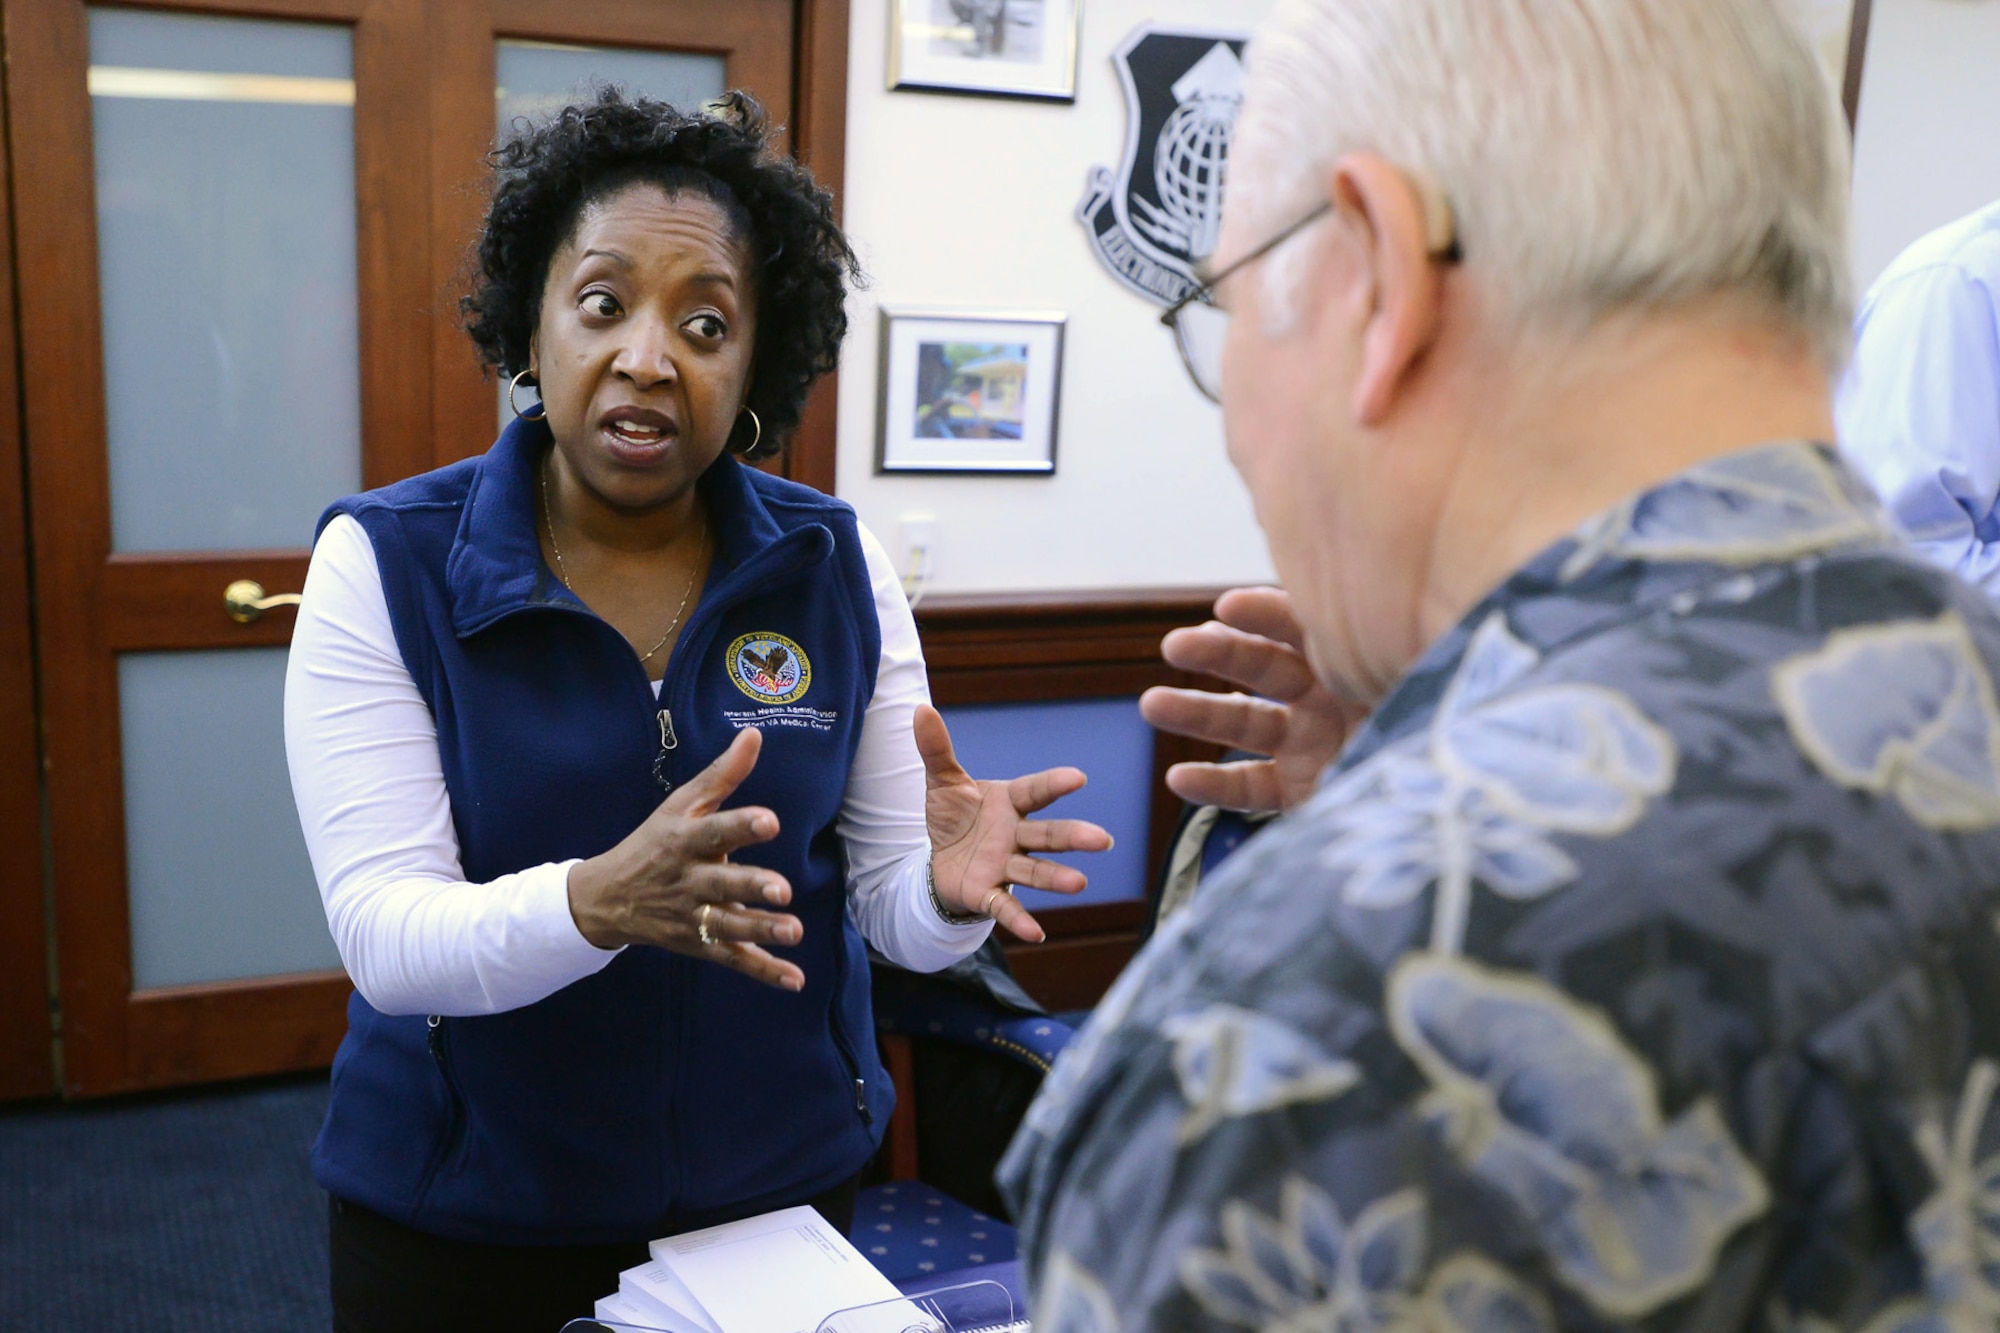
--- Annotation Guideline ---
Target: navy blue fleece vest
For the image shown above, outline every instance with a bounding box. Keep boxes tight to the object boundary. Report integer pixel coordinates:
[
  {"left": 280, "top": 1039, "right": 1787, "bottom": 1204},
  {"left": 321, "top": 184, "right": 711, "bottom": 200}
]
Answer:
[{"left": 310, "top": 417, "right": 890, "bottom": 1246}]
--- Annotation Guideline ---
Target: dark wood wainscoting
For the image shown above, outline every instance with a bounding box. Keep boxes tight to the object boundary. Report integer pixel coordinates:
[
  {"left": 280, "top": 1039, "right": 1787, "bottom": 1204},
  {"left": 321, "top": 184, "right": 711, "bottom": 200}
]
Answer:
[{"left": 916, "top": 588, "right": 1229, "bottom": 1013}]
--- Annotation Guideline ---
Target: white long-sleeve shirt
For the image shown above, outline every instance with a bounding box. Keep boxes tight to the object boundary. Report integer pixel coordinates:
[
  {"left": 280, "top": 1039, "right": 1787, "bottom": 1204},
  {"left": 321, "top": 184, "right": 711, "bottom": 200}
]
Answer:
[
  {"left": 284, "top": 513, "right": 989, "bottom": 1018},
  {"left": 1837, "top": 201, "right": 2000, "bottom": 597}
]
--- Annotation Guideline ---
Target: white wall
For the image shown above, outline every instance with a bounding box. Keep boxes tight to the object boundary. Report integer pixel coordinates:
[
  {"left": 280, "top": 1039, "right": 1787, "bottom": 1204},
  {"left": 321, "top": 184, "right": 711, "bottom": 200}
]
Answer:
[
  {"left": 1849, "top": 0, "right": 2000, "bottom": 290},
  {"left": 834, "top": 0, "right": 1277, "bottom": 594},
  {"left": 833, "top": 0, "right": 2000, "bottom": 594}
]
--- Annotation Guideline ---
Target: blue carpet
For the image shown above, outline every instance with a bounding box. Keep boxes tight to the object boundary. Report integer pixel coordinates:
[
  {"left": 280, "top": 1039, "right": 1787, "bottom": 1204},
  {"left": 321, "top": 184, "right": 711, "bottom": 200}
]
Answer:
[{"left": 0, "top": 1073, "right": 331, "bottom": 1331}]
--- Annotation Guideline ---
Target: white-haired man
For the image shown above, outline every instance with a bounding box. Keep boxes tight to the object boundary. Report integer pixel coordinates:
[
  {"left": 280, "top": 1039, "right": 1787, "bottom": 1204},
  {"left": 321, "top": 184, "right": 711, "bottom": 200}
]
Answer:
[{"left": 999, "top": 1, "right": 2000, "bottom": 1328}]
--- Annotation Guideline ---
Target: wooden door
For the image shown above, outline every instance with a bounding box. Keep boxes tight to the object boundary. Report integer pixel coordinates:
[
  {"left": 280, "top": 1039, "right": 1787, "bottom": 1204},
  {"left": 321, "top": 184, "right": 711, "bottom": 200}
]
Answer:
[
  {"left": 8, "top": 0, "right": 434, "bottom": 1097},
  {"left": 0, "top": 64, "right": 53, "bottom": 1102},
  {"left": 5, "top": 0, "right": 848, "bottom": 1097}
]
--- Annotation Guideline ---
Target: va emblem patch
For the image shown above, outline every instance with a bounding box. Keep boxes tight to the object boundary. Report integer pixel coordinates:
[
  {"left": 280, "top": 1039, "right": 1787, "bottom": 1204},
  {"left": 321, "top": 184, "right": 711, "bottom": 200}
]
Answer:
[
  {"left": 728, "top": 632, "right": 811, "bottom": 704},
  {"left": 1078, "top": 25, "right": 1249, "bottom": 307}
]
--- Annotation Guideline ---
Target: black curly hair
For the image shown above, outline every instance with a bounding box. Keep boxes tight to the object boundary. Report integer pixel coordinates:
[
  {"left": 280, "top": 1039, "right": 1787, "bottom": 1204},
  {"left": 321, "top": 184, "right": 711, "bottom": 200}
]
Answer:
[{"left": 462, "top": 88, "right": 860, "bottom": 461}]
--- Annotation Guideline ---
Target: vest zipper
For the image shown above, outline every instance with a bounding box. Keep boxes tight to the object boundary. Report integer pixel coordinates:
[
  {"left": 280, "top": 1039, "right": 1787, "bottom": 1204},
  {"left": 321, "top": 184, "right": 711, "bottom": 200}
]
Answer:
[
  {"left": 416, "top": 1015, "right": 470, "bottom": 1206},
  {"left": 825, "top": 944, "right": 874, "bottom": 1129},
  {"left": 651, "top": 707, "right": 678, "bottom": 792},
  {"left": 828, "top": 1023, "right": 872, "bottom": 1125}
]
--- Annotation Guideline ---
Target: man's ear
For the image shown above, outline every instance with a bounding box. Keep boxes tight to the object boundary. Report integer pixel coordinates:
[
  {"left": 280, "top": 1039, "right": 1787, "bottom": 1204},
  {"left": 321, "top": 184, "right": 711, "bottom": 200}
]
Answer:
[{"left": 1329, "top": 152, "right": 1446, "bottom": 426}]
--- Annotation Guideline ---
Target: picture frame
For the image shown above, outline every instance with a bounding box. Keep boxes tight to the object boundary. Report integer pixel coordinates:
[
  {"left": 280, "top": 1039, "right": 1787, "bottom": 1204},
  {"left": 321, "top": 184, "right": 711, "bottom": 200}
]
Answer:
[
  {"left": 887, "top": 0, "right": 1082, "bottom": 103},
  {"left": 876, "top": 309, "right": 1066, "bottom": 475},
  {"left": 1799, "top": 0, "right": 1873, "bottom": 129}
]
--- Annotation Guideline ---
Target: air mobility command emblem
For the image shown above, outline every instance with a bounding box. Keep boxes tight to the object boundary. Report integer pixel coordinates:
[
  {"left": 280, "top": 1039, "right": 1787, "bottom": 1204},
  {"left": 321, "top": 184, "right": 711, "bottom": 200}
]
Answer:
[{"left": 1078, "top": 26, "right": 1250, "bottom": 307}]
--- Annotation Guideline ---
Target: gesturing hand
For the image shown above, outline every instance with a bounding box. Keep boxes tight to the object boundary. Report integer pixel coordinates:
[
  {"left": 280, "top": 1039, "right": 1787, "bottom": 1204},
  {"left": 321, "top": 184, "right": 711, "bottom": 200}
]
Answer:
[
  {"left": 1139, "top": 586, "right": 1369, "bottom": 813},
  {"left": 914, "top": 705, "right": 1114, "bottom": 944},
  {"left": 566, "top": 728, "right": 806, "bottom": 991}
]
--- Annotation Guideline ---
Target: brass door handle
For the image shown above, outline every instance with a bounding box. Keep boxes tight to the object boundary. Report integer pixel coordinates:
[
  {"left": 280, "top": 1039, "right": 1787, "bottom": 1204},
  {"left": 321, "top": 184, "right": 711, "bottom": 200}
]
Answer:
[{"left": 223, "top": 579, "right": 303, "bottom": 624}]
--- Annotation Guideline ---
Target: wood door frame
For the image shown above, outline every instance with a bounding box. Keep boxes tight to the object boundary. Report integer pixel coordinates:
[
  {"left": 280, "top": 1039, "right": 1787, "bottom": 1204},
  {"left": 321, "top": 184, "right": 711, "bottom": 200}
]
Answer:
[
  {"left": 0, "top": 48, "right": 55, "bottom": 1102},
  {"left": 785, "top": 0, "right": 848, "bottom": 495},
  {"left": 6, "top": 0, "right": 431, "bottom": 1096}
]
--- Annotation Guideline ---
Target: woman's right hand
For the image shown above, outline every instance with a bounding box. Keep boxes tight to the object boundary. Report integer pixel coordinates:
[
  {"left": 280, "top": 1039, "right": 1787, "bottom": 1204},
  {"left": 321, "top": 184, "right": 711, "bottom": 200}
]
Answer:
[{"left": 566, "top": 728, "right": 805, "bottom": 991}]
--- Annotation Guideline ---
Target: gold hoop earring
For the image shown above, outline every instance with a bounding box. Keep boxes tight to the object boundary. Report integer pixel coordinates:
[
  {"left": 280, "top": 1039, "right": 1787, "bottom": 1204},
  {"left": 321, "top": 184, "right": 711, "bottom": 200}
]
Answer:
[
  {"left": 733, "top": 408, "right": 763, "bottom": 456},
  {"left": 507, "top": 370, "right": 546, "bottom": 421}
]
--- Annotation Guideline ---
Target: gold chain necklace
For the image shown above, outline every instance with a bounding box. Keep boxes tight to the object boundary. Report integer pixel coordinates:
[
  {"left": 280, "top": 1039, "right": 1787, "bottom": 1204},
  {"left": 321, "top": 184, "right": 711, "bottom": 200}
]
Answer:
[{"left": 541, "top": 455, "right": 706, "bottom": 664}]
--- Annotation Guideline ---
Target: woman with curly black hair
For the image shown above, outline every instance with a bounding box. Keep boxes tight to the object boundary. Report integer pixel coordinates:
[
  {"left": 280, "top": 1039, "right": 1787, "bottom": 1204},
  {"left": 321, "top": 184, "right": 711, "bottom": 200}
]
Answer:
[{"left": 283, "top": 89, "right": 1108, "bottom": 1332}]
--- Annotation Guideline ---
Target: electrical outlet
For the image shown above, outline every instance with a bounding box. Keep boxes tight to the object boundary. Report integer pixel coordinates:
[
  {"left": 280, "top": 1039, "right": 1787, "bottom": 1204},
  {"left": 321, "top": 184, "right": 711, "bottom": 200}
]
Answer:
[{"left": 900, "top": 512, "right": 936, "bottom": 585}]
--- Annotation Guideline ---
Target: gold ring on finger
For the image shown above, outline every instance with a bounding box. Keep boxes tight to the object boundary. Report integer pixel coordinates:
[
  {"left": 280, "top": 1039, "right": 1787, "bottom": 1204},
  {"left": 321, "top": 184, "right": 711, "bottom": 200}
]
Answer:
[
  {"left": 981, "top": 889, "right": 1006, "bottom": 917},
  {"left": 697, "top": 903, "right": 718, "bottom": 947}
]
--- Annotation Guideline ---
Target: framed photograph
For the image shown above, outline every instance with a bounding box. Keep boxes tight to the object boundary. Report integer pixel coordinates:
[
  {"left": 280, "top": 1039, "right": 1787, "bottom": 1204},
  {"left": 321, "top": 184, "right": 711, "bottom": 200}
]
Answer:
[
  {"left": 888, "top": 0, "right": 1082, "bottom": 103},
  {"left": 1799, "top": 0, "right": 1872, "bottom": 128},
  {"left": 876, "top": 309, "right": 1066, "bottom": 475}
]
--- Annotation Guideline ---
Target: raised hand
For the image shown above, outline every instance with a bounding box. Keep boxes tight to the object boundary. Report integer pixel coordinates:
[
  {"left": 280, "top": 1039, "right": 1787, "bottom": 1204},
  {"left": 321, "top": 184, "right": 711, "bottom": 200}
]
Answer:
[
  {"left": 565, "top": 728, "right": 806, "bottom": 991},
  {"left": 914, "top": 704, "right": 1114, "bottom": 944},
  {"left": 1139, "top": 586, "right": 1369, "bottom": 813}
]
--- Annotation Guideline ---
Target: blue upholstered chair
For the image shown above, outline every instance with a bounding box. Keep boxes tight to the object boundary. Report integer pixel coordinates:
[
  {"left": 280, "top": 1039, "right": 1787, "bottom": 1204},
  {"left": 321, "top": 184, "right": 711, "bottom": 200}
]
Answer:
[
  {"left": 858, "top": 947, "right": 1075, "bottom": 1282},
  {"left": 853, "top": 799, "right": 1270, "bottom": 1283}
]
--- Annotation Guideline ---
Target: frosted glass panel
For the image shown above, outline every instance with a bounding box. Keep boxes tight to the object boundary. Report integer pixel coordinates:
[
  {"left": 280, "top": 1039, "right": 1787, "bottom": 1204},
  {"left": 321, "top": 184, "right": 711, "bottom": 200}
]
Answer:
[
  {"left": 496, "top": 39, "right": 726, "bottom": 137},
  {"left": 121, "top": 650, "right": 338, "bottom": 988},
  {"left": 90, "top": 8, "right": 362, "bottom": 553}
]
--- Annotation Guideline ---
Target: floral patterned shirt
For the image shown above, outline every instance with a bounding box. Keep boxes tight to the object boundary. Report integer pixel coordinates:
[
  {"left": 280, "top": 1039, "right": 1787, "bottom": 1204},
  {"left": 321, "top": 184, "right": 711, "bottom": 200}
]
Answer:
[{"left": 998, "top": 442, "right": 2000, "bottom": 1333}]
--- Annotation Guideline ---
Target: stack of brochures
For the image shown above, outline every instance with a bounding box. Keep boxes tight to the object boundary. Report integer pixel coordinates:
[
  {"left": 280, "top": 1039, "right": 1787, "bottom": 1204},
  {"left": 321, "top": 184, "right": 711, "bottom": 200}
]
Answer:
[{"left": 591, "top": 1205, "right": 918, "bottom": 1333}]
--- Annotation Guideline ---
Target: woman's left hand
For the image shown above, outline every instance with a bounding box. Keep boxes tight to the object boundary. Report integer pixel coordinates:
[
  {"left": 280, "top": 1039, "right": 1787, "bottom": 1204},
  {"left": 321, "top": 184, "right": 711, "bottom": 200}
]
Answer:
[{"left": 914, "top": 704, "right": 1114, "bottom": 943}]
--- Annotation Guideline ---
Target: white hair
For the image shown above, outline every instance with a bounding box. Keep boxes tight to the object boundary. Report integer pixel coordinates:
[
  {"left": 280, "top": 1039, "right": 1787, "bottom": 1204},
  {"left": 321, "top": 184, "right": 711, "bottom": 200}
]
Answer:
[{"left": 1234, "top": 0, "right": 1854, "bottom": 368}]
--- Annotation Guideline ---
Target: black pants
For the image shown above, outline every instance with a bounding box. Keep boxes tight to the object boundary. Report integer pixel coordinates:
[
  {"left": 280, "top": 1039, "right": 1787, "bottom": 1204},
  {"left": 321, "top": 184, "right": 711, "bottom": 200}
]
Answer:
[{"left": 329, "top": 1177, "right": 860, "bottom": 1333}]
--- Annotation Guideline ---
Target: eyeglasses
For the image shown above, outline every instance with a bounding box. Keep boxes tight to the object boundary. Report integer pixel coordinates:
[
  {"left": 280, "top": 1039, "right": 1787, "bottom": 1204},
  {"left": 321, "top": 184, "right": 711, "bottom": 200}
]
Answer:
[{"left": 1160, "top": 182, "right": 1462, "bottom": 404}]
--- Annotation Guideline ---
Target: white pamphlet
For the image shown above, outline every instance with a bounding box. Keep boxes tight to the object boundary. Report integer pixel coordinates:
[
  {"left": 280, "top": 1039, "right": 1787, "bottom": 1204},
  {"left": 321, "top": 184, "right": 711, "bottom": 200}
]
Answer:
[
  {"left": 621, "top": 1257, "right": 724, "bottom": 1333},
  {"left": 647, "top": 1205, "right": 913, "bottom": 1333},
  {"left": 596, "top": 1285, "right": 682, "bottom": 1331}
]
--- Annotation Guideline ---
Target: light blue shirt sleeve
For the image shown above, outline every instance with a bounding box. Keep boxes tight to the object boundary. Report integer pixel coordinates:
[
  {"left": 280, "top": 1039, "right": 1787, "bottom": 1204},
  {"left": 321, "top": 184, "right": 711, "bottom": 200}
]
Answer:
[{"left": 1837, "top": 261, "right": 2000, "bottom": 596}]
